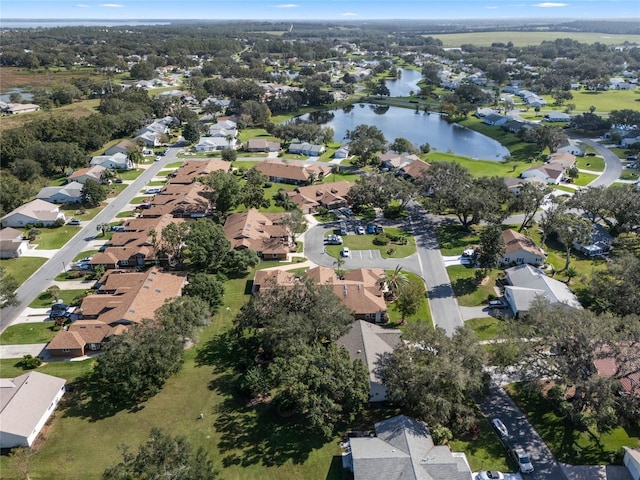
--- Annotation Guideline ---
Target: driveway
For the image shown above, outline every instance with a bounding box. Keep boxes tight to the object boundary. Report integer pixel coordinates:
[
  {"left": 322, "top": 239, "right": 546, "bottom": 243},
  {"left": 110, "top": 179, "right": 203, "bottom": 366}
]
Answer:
[
  {"left": 304, "top": 201, "right": 464, "bottom": 335},
  {"left": 479, "top": 381, "right": 567, "bottom": 480},
  {"left": 0, "top": 343, "right": 48, "bottom": 359},
  {"left": 0, "top": 146, "right": 185, "bottom": 334}
]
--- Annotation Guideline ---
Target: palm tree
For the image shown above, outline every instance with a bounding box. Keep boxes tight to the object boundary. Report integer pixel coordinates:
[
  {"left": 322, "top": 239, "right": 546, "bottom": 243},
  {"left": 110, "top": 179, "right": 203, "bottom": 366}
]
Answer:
[
  {"left": 331, "top": 164, "right": 340, "bottom": 182},
  {"left": 378, "top": 265, "right": 409, "bottom": 300},
  {"left": 333, "top": 256, "right": 345, "bottom": 279},
  {"left": 101, "top": 168, "right": 117, "bottom": 185}
]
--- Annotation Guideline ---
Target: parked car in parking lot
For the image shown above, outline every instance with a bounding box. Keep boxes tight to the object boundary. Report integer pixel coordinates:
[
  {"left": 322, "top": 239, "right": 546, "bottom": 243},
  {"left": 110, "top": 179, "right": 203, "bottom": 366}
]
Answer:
[
  {"left": 356, "top": 226, "right": 365, "bottom": 235},
  {"left": 338, "top": 222, "right": 348, "bottom": 235},
  {"left": 341, "top": 247, "right": 350, "bottom": 257},
  {"left": 326, "top": 234, "right": 343, "bottom": 245},
  {"left": 492, "top": 418, "right": 509, "bottom": 439}
]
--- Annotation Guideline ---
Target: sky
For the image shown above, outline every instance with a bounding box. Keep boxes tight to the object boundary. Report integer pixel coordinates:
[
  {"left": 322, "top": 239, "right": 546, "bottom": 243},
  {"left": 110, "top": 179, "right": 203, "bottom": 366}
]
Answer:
[{"left": 2, "top": 0, "right": 639, "bottom": 21}]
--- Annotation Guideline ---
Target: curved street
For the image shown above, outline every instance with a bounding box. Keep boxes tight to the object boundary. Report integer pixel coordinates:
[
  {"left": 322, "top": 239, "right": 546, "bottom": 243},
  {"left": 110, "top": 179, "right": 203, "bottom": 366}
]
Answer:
[{"left": 0, "top": 147, "right": 184, "bottom": 333}]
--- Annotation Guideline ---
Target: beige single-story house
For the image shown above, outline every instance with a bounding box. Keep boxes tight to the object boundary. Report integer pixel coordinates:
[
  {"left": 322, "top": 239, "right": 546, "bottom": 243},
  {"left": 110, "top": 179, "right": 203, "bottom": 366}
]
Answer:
[{"left": 1, "top": 199, "right": 66, "bottom": 228}]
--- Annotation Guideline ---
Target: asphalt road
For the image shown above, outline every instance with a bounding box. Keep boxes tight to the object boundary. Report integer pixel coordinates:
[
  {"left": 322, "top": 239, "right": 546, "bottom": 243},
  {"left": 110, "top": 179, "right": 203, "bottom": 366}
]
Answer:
[
  {"left": 304, "top": 201, "right": 464, "bottom": 335},
  {"left": 479, "top": 382, "right": 567, "bottom": 480},
  {"left": 0, "top": 147, "right": 183, "bottom": 334},
  {"left": 576, "top": 137, "right": 623, "bottom": 188}
]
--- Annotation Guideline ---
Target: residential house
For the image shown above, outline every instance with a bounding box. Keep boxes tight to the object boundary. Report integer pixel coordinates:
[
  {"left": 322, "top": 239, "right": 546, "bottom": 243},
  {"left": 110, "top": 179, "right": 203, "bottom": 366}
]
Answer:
[
  {"left": 67, "top": 165, "right": 106, "bottom": 185},
  {"left": 503, "top": 264, "right": 582, "bottom": 317},
  {"left": 0, "top": 372, "right": 66, "bottom": 448},
  {"left": 46, "top": 320, "right": 121, "bottom": 358},
  {"left": 104, "top": 139, "right": 138, "bottom": 157},
  {"left": 334, "top": 144, "right": 350, "bottom": 159},
  {"left": 482, "top": 113, "right": 507, "bottom": 127},
  {"left": 134, "top": 120, "right": 170, "bottom": 147},
  {"left": 398, "top": 159, "right": 431, "bottom": 180},
  {"left": 288, "top": 142, "right": 326, "bottom": 156},
  {"left": 224, "top": 209, "right": 293, "bottom": 260},
  {"left": 475, "top": 107, "right": 499, "bottom": 118},
  {"left": 343, "top": 415, "right": 473, "bottom": 480},
  {"left": 547, "top": 152, "right": 577, "bottom": 170},
  {"left": 36, "top": 181, "right": 84, "bottom": 204},
  {"left": 621, "top": 131, "right": 640, "bottom": 148},
  {"left": 338, "top": 320, "right": 401, "bottom": 402},
  {"left": 500, "top": 229, "right": 546, "bottom": 268},
  {"left": 593, "top": 347, "right": 639, "bottom": 398},
  {"left": 195, "top": 136, "right": 236, "bottom": 152},
  {"left": 0, "top": 227, "right": 29, "bottom": 259},
  {"left": 141, "top": 183, "right": 209, "bottom": 218},
  {"left": 572, "top": 223, "right": 612, "bottom": 257},
  {"left": 624, "top": 448, "right": 640, "bottom": 480},
  {"left": 379, "top": 153, "right": 419, "bottom": 171},
  {"left": 556, "top": 139, "right": 584, "bottom": 157},
  {"left": 253, "top": 266, "right": 388, "bottom": 323},
  {"left": 245, "top": 138, "right": 281, "bottom": 152},
  {"left": 503, "top": 176, "right": 547, "bottom": 195},
  {"left": 544, "top": 111, "right": 571, "bottom": 122},
  {"left": 501, "top": 119, "right": 526, "bottom": 134},
  {"left": 1, "top": 199, "right": 66, "bottom": 228},
  {"left": 168, "top": 159, "right": 230, "bottom": 185},
  {"left": 520, "top": 164, "right": 564, "bottom": 184},
  {"left": 90, "top": 152, "right": 132, "bottom": 170},
  {"left": 285, "top": 181, "right": 353, "bottom": 213},
  {"left": 254, "top": 159, "right": 330, "bottom": 185}
]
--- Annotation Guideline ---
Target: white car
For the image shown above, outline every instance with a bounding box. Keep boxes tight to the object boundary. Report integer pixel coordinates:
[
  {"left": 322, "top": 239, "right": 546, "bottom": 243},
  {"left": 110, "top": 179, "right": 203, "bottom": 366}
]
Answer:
[
  {"left": 512, "top": 447, "right": 534, "bottom": 474},
  {"left": 356, "top": 226, "right": 365, "bottom": 235},
  {"left": 476, "top": 471, "right": 504, "bottom": 480},
  {"left": 341, "top": 247, "right": 350, "bottom": 257},
  {"left": 491, "top": 418, "right": 509, "bottom": 439}
]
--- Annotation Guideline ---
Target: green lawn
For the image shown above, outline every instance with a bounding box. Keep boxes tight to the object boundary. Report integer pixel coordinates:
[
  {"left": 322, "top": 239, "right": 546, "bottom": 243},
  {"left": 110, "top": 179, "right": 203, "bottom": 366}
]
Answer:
[
  {"left": 572, "top": 172, "right": 598, "bottom": 187},
  {"left": 0, "top": 357, "right": 94, "bottom": 382},
  {"left": 155, "top": 170, "right": 173, "bottom": 177},
  {"left": 116, "top": 210, "right": 136, "bottom": 218},
  {"left": 563, "top": 89, "right": 640, "bottom": 114},
  {"left": 0, "top": 321, "right": 58, "bottom": 345},
  {"left": 576, "top": 156, "right": 605, "bottom": 172},
  {"left": 465, "top": 317, "right": 507, "bottom": 342},
  {"left": 59, "top": 204, "right": 102, "bottom": 221},
  {"left": 435, "top": 224, "right": 480, "bottom": 256},
  {"left": 0, "top": 257, "right": 47, "bottom": 285},
  {"left": 433, "top": 31, "right": 640, "bottom": 47},
  {"left": 447, "top": 265, "right": 499, "bottom": 307},
  {"left": 458, "top": 117, "right": 540, "bottom": 163},
  {"left": 386, "top": 272, "right": 432, "bottom": 328},
  {"left": 450, "top": 413, "right": 512, "bottom": 472},
  {"left": 73, "top": 250, "right": 99, "bottom": 262},
  {"left": 506, "top": 382, "right": 640, "bottom": 465},
  {"left": 22, "top": 226, "right": 81, "bottom": 250},
  {"left": 620, "top": 169, "right": 639, "bottom": 181},
  {"left": 324, "top": 227, "right": 416, "bottom": 260},
  {"left": 130, "top": 196, "right": 150, "bottom": 205},
  {"left": 146, "top": 180, "right": 167, "bottom": 186},
  {"left": 117, "top": 169, "right": 144, "bottom": 180},
  {"left": 28, "top": 289, "right": 89, "bottom": 308},
  {"left": 165, "top": 161, "right": 184, "bottom": 168}
]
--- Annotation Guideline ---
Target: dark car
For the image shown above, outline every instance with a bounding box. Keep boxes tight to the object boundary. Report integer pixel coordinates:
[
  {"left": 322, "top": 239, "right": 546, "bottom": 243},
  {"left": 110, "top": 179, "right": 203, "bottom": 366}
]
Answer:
[{"left": 51, "top": 303, "right": 69, "bottom": 312}]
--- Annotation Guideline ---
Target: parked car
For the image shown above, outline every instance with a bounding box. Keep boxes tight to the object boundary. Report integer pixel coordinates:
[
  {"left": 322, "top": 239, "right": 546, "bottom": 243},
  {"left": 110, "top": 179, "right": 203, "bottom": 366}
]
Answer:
[
  {"left": 114, "top": 178, "right": 123, "bottom": 183},
  {"left": 326, "top": 234, "right": 343, "bottom": 245},
  {"left": 488, "top": 299, "right": 507, "bottom": 309},
  {"left": 356, "top": 226, "right": 365, "bottom": 235},
  {"left": 67, "top": 219, "right": 81, "bottom": 226},
  {"left": 476, "top": 471, "right": 504, "bottom": 480},
  {"left": 339, "top": 222, "right": 348, "bottom": 235},
  {"left": 586, "top": 152, "right": 596, "bottom": 157},
  {"left": 51, "top": 303, "right": 69, "bottom": 312},
  {"left": 341, "top": 247, "right": 350, "bottom": 257},
  {"left": 491, "top": 418, "right": 509, "bottom": 439},
  {"left": 366, "top": 224, "right": 377, "bottom": 234},
  {"left": 375, "top": 225, "right": 384, "bottom": 234},
  {"left": 511, "top": 447, "right": 534, "bottom": 474},
  {"left": 155, "top": 156, "right": 162, "bottom": 162},
  {"left": 49, "top": 310, "right": 71, "bottom": 320}
]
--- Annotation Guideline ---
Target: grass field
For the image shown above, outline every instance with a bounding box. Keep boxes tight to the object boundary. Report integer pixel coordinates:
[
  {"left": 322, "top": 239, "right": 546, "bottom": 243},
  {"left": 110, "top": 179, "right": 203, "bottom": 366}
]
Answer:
[
  {"left": 545, "top": 89, "right": 640, "bottom": 114},
  {"left": 0, "top": 321, "right": 58, "bottom": 345},
  {"left": 458, "top": 117, "right": 540, "bottom": 163},
  {"left": 576, "top": 156, "right": 605, "bottom": 172},
  {"left": 450, "top": 413, "right": 512, "bottom": 472},
  {"left": 117, "top": 169, "right": 144, "bottom": 180},
  {"left": 465, "top": 317, "right": 507, "bottom": 342},
  {"left": 23, "top": 227, "right": 81, "bottom": 250},
  {"left": 0, "top": 357, "right": 94, "bottom": 382},
  {"left": 432, "top": 31, "right": 640, "bottom": 47},
  {"left": 572, "top": 172, "right": 598, "bottom": 187},
  {"left": 0, "top": 257, "right": 47, "bottom": 285},
  {"left": 324, "top": 227, "right": 417, "bottom": 260},
  {"left": 0, "top": 97, "right": 100, "bottom": 133},
  {"left": 28, "top": 289, "right": 89, "bottom": 308},
  {"left": 435, "top": 223, "right": 480, "bottom": 256},
  {"left": 506, "top": 382, "right": 640, "bottom": 465},
  {"left": 72, "top": 250, "right": 99, "bottom": 262},
  {"left": 447, "top": 265, "right": 499, "bottom": 307}
]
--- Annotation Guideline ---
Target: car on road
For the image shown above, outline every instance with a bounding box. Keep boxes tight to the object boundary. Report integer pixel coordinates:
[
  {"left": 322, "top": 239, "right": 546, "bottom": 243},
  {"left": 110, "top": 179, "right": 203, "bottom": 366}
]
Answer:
[
  {"left": 476, "top": 471, "right": 504, "bottom": 480},
  {"left": 356, "top": 226, "right": 365, "bottom": 235},
  {"left": 491, "top": 418, "right": 509, "bottom": 439},
  {"left": 341, "top": 247, "right": 350, "bottom": 257},
  {"left": 155, "top": 156, "right": 162, "bottom": 162},
  {"left": 511, "top": 447, "right": 534, "bottom": 474},
  {"left": 67, "top": 219, "right": 81, "bottom": 226}
]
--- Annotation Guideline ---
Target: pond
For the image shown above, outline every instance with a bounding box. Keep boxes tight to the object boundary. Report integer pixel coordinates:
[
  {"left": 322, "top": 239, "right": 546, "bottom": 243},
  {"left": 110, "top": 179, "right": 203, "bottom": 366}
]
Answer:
[
  {"left": 386, "top": 68, "right": 423, "bottom": 97},
  {"left": 299, "top": 105, "right": 510, "bottom": 161},
  {"left": 0, "top": 88, "right": 33, "bottom": 103}
]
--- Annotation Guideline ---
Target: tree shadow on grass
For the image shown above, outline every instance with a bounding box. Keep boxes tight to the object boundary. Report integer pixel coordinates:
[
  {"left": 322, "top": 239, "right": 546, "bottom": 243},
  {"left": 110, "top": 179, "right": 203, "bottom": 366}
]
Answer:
[{"left": 452, "top": 277, "right": 479, "bottom": 297}]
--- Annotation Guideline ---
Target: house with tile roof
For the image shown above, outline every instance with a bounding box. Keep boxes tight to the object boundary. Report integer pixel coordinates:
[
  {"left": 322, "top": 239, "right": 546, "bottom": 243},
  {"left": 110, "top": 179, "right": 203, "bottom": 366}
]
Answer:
[
  {"left": 338, "top": 320, "right": 401, "bottom": 402},
  {"left": 140, "top": 183, "right": 210, "bottom": 219},
  {"left": 224, "top": 209, "right": 292, "bottom": 260},
  {"left": 398, "top": 159, "right": 432, "bottom": 180},
  {"left": 547, "top": 152, "right": 576, "bottom": 170},
  {"left": 380, "top": 153, "right": 420, "bottom": 171},
  {"left": 36, "top": 181, "right": 84, "bottom": 204},
  {"left": 499, "top": 229, "right": 546, "bottom": 268},
  {"left": 284, "top": 181, "right": 353, "bottom": 213},
  {"left": 344, "top": 415, "right": 473, "bottom": 480},
  {"left": 253, "top": 266, "right": 388, "bottom": 323},
  {"left": 168, "top": 159, "right": 230, "bottom": 185},
  {"left": 503, "top": 264, "right": 582, "bottom": 317},
  {"left": 0, "top": 372, "right": 66, "bottom": 448},
  {"left": 253, "top": 160, "right": 331, "bottom": 185},
  {"left": 245, "top": 138, "right": 281, "bottom": 152},
  {"left": 593, "top": 346, "right": 640, "bottom": 398},
  {"left": 104, "top": 139, "right": 138, "bottom": 157},
  {"left": 0, "top": 227, "right": 29, "bottom": 259},
  {"left": 67, "top": 165, "right": 106, "bottom": 185},
  {"left": 1, "top": 199, "right": 66, "bottom": 228},
  {"left": 46, "top": 320, "right": 122, "bottom": 358}
]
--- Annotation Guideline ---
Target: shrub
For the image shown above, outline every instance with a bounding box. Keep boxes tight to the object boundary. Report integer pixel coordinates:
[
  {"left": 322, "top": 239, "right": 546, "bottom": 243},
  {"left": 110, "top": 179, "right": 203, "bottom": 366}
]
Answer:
[
  {"left": 373, "top": 234, "right": 390, "bottom": 246},
  {"left": 263, "top": 182, "right": 272, "bottom": 188},
  {"left": 16, "top": 355, "right": 42, "bottom": 370},
  {"left": 430, "top": 424, "right": 453, "bottom": 445},
  {"left": 53, "top": 218, "right": 66, "bottom": 227}
]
